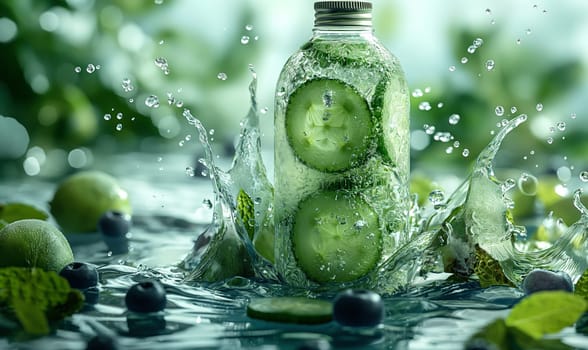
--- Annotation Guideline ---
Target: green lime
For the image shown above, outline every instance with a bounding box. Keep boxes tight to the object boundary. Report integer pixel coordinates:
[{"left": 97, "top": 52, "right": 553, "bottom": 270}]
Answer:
[
  {"left": 0, "top": 219, "right": 74, "bottom": 272},
  {"left": 50, "top": 171, "right": 131, "bottom": 233},
  {"left": 292, "top": 190, "right": 382, "bottom": 283},
  {"left": 246, "top": 297, "right": 333, "bottom": 324}
]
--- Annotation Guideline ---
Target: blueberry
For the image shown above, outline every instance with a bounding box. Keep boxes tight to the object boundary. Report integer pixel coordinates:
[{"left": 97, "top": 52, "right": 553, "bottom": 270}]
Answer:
[
  {"left": 86, "top": 334, "right": 119, "bottom": 350},
  {"left": 59, "top": 262, "right": 98, "bottom": 289},
  {"left": 125, "top": 280, "right": 167, "bottom": 313},
  {"left": 98, "top": 211, "right": 131, "bottom": 237},
  {"left": 521, "top": 269, "right": 574, "bottom": 295},
  {"left": 333, "top": 289, "right": 385, "bottom": 328}
]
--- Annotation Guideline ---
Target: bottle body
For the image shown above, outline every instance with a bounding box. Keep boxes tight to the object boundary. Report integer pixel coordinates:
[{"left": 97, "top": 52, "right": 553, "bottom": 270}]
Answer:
[{"left": 274, "top": 28, "right": 410, "bottom": 287}]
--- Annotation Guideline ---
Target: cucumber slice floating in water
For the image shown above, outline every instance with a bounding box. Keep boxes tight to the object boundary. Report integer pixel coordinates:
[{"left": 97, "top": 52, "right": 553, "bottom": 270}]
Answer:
[
  {"left": 286, "top": 79, "right": 373, "bottom": 172},
  {"left": 292, "top": 190, "right": 382, "bottom": 283},
  {"left": 246, "top": 297, "right": 333, "bottom": 324}
]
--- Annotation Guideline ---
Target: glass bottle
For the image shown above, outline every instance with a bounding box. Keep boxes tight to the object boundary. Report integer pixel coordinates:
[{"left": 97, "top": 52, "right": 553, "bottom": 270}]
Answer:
[{"left": 274, "top": 1, "right": 410, "bottom": 287}]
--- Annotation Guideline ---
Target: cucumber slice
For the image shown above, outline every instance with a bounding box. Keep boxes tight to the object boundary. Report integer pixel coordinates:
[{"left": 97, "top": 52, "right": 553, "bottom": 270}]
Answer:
[
  {"left": 246, "top": 297, "right": 333, "bottom": 324},
  {"left": 286, "top": 79, "right": 373, "bottom": 172},
  {"left": 292, "top": 190, "right": 382, "bottom": 283}
]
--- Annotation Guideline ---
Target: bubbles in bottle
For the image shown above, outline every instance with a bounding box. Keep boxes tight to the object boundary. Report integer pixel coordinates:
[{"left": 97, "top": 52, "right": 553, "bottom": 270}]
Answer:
[
  {"left": 495, "top": 105, "right": 504, "bottom": 116},
  {"left": 245, "top": 24, "right": 253, "bottom": 31},
  {"left": 461, "top": 57, "right": 468, "bottom": 64},
  {"left": 526, "top": 28, "right": 532, "bottom": 35},
  {"left": 103, "top": 113, "right": 112, "bottom": 121},
  {"left": 74, "top": 66, "right": 81, "bottom": 73},
  {"left": 448, "top": 65, "right": 456, "bottom": 72},
  {"left": 418, "top": 101, "right": 432, "bottom": 111},
  {"left": 185, "top": 166, "right": 195, "bottom": 177},
  {"left": 412, "top": 88, "right": 424, "bottom": 98},
  {"left": 536, "top": 103, "right": 543, "bottom": 111},
  {"left": 556, "top": 121, "right": 566, "bottom": 131},
  {"left": 546, "top": 136, "right": 553, "bottom": 144},
  {"left": 448, "top": 113, "right": 460, "bottom": 125},
  {"left": 462, "top": 148, "right": 470, "bottom": 157},
  {"left": 116, "top": 123, "right": 123, "bottom": 131},
  {"left": 145, "top": 95, "right": 160, "bottom": 108},
  {"left": 517, "top": 173, "right": 538, "bottom": 195},
  {"left": 501, "top": 178, "right": 516, "bottom": 192},
  {"left": 485, "top": 59, "right": 495, "bottom": 71},
  {"left": 510, "top": 106, "right": 517, "bottom": 114},
  {"left": 570, "top": 112, "right": 577, "bottom": 119},
  {"left": 580, "top": 171, "right": 588, "bottom": 182},
  {"left": 241, "top": 36, "right": 250, "bottom": 45},
  {"left": 86, "top": 64, "right": 96, "bottom": 73},
  {"left": 217, "top": 72, "right": 228, "bottom": 81},
  {"left": 423, "top": 124, "right": 436, "bottom": 135},
  {"left": 433, "top": 132, "right": 453, "bottom": 143},
  {"left": 116, "top": 112, "right": 123, "bottom": 120}
]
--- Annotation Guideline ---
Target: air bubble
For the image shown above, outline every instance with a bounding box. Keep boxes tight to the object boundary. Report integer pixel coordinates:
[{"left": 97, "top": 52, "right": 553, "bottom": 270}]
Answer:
[
  {"left": 412, "top": 89, "right": 423, "bottom": 97},
  {"left": 526, "top": 28, "right": 532, "bottom": 35},
  {"left": 122, "top": 78, "right": 134, "bottom": 92},
  {"left": 74, "top": 66, "right": 81, "bottom": 73},
  {"left": 418, "top": 101, "right": 432, "bottom": 111},
  {"left": 154, "top": 57, "right": 170, "bottom": 75},
  {"left": 86, "top": 64, "right": 96, "bottom": 73},
  {"left": 428, "top": 190, "right": 445, "bottom": 206},
  {"left": 116, "top": 112, "right": 123, "bottom": 120},
  {"left": 116, "top": 123, "right": 123, "bottom": 131},
  {"left": 104, "top": 113, "right": 112, "bottom": 121},
  {"left": 241, "top": 36, "right": 250, "bottom": 44},
  {"left": 461, "top": 57, "right": 468, "bottom": 64},
  {"left": 467, "top": 46, "right": 476, "bottom": 54},
  {"left": 424, "top": 124, "right": 436, "bottom": 135},
  {"left": 570, "top": 113, "right": 577, "bottom": 119},
  {"left": 510, "top": 106, "right": 517, "bottom": 114},
  {"left": 536, "top": 103, "right": 543, "bottom": 111},
  {"left": 580, "top": 171, "right": 588, "bottom": 182},
  {"left": 462, "top": 148, "right": 470, "bottom": 157},
  {"left": 473, "top": 38, "right": 484, "bottom": 47},
  {"left": 546, "top": 137, "right": 553, "bottom": 144},
  {"left": 217, "top": 72, "right": 228, "bottom": 81},
  {"left": 245, "top": 24, "right": 253, "bottom": 31},
  {"left": 449, "top": 65, "right": 456, "bottom": 72},
  {"left": 556, "top": 121, "right": 566, "bottom": 131},
  {"left": 434, "top": 132, "right": 452, "bottom": 143}
]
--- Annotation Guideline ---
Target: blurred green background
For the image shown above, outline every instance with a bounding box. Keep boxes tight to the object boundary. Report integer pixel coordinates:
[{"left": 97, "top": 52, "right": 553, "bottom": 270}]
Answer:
[{"left": 1, "top": 0, "right": 587, "bottom": 187}]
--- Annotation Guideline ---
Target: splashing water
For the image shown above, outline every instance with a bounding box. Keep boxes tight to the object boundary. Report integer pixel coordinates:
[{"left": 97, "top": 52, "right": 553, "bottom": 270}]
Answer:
[{"left": 178, "top": 70, "right": 588, "bottom": 293}]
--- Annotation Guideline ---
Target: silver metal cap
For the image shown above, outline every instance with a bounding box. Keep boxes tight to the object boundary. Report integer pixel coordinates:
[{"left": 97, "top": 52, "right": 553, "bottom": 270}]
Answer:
[{"left": 314, "top": 1, "right": 373, "bottom": 28}]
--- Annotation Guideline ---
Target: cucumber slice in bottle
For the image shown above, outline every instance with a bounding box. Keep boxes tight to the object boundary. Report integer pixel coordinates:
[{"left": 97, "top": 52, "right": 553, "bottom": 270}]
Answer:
[
  {"left": 291, "top": 190, "right": 382, "bottom": 283},
  {"left": 246, "top": 297, "right": 333, "bottom": 324},
  {"left": 286, "top": 79, "right": 373, "bottom": 172}
]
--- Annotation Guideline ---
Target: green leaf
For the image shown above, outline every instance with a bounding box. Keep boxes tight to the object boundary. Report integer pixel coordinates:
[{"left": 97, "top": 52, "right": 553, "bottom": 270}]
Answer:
[
  {"left": 505, "top": 291, "right": 587, "bottom": 339},
  {"left": 0, "top": 267, "right": 84, "bottom": 335},
  {"left": 236, "top": 189, "right": 254, "bottom": 240},
  {"left": 575, "top": 268, "right": 588, "bottom": 302},
  {"left": 465, "top": 318, "right": 509, "bottom": 350},
  {"left": 0, "top": 203, "right": 49, "bottom": 224}
]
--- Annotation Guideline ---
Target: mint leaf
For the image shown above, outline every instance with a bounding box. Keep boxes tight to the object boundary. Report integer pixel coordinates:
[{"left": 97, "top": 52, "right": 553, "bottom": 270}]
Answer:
[
  {"left": 465, "top": 318, "right": 509, "bottom": 350},
  {"left": 0, "top": 267, "right": 84, "bottom": 335},
  {"left": 575, "top": 268, "right": 588, "bottom": 302},
  {"left": 0, "top": 203, "right": 49, "bottom": 224},
  {"left": 236, "top": 189, "right": 254, "bottom": 240},
  {"left": 505, "top": 291, "right": 587, "bottom": 339}
]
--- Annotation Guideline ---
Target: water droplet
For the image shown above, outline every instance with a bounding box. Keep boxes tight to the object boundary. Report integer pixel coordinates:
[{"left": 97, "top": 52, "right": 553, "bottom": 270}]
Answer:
[
  {"left": 103, "top": 113, "right": 112, "bottom": 121},
  {"left": 449, "top": 65, "right": 456, "bottom": 72},
  {"left": 495, "top": 105, "right": 504, "bottom": 116},
  {"left": 557, "top": 166, "right": 572, "bottom": 182},
  {"left": 116, "top": 112, "right": 123, "bottom": 120},
  {"left": 462, "top": 148, "right": 470, "bottom": 157},
  {"left": 461, "top": 57, "right": 468, "bottom": 64},
  {"left": 412, "top": 88, "right": 423, "bottom": 98},
  {"left": 473, "top": 38, "right": 484, "bottom": 47},
  {"left": 145, "top": 95, "right": 160, "bottom": 108},
  {"left": 502, "top": 178, "right": 516, "bottom": 192},
  {"left": 74, "top": 66, "right": 81, "bottom": 73},
  {"left": 423, "top": 124, "right": 436, "bottom": 135},
  {"left": 536, "top": 103, "right": 543, "bottom": 111},
  {"left": 428, "top": 190, "right": 445, "bottom": 206},
  {"left": 116, "top": 123, "right": 123, "bottom": 131},
  {"left": 241, "top": 35, "right": 250, "bottom": 44},
  {"left": 245, "top": 24, "right": 253, "bottom": 31},
  {"left": 580, "top": 171, "right": 588, "bottom": 182},
  {"left": 418, "top": 101, "right": 432, "bottom": 111},
  {"left": 122, "top": 78, "right": 134, "bottom": 92},
  {"left": 556, "top": 121, "right": 566, "bottom": 131},
  {"left": 448, "top": 113, "right": 460, "bottom": 125},
  {"left": 154, "top": 57, "right": 169, "bottom": 75},
  {"left": 217, "top": 72, "right": 228, "bottom": 81},
  {"left": 485, "top": 59, "right": 495, "bottom": 71},
  {"left": 86, "top": 64, "right": 96, "bottom": 73},
  {"left": 517, "top": 173, "right": 538, "bottom": 195},
  {"left": 510, "top": 106, "right": 517, "bottom": 113}
]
